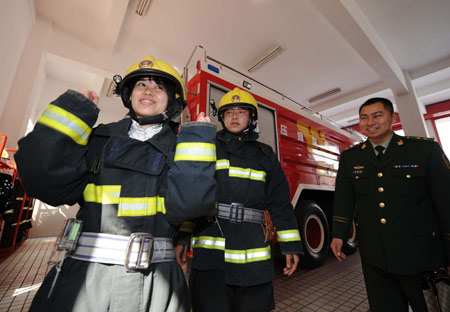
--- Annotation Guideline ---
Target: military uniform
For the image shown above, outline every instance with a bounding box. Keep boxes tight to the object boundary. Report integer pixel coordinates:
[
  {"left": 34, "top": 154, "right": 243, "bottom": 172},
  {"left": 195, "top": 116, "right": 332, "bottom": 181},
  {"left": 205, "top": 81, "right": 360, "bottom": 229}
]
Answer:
[
  {"left": 332, "top": 133, "right": 450, "bottom": 311},
  {"left": 188, "top": 130, "right": 303, "bottom": 312},
  {"left": 15, "top": 90, "right": 217, "bottom": 312}
]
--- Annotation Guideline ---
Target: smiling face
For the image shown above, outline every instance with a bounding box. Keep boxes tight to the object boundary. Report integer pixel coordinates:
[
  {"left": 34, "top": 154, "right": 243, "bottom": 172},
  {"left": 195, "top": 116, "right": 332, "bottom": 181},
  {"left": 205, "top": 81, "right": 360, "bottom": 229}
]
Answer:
[
  {"left": 359, "top": 102, "right": 396, "bottom": 145},
  {"left": 223, "top": 107, "right": 250, "bottom": 133},
  {"left": 130, "top": 77, "right": 169, "bottom": 123}
]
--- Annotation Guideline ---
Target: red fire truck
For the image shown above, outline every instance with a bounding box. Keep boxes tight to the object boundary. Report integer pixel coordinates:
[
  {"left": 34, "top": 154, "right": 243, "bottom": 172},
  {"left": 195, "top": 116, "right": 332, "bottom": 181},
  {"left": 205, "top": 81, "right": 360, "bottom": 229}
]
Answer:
[{"left": 182, "top": 46, "right": 364, "bottom": 268}]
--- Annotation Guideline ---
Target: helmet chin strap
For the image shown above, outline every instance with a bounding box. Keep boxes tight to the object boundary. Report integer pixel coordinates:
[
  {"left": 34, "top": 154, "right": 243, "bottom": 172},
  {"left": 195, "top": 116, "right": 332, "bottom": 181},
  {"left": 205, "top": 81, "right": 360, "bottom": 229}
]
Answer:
[
  {"left": 128, "top": 98, "right": 182, "bottom": 126},
  {"left": 128, "top": 108, "right": 171, "bottom": 125},
  {"left": 137, "top": 111, "right": 170, "bottom": 125}
]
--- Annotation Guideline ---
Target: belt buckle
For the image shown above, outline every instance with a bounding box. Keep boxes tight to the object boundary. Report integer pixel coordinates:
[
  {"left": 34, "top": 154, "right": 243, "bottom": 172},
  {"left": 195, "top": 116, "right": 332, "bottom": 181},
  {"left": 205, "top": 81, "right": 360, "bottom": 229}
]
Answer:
[
  {"left": 229, "top": 203, "right": 244, "bottom": 223},
  {"left": 125, "top": 233, "right": 153, "bottom": 272}
]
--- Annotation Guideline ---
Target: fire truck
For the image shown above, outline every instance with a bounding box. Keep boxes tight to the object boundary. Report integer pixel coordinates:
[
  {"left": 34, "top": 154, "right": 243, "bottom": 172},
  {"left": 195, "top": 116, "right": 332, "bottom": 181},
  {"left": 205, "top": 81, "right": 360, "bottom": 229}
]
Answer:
[{"left": 182, "top": 46, "right": 364, "bottom": 268}]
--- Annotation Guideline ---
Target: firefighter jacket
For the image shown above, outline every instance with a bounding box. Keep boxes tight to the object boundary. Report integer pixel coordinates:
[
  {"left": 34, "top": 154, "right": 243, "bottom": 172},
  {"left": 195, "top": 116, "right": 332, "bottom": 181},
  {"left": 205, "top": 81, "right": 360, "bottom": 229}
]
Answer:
[
  {"left": 332, "top": 133, "right": 450, "bottom": 276},
  {"left": 14, "top": 90, "right": 217, "bottom": 312},
  {"left": 188, "top": 129, "right": 303, "bottom": 287}
]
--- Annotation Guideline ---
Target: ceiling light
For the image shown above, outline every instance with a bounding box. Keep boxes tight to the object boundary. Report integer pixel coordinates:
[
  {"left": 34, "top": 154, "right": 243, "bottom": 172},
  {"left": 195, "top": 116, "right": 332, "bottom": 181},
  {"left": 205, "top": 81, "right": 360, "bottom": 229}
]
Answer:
[
  {"left": 248, "top": 46, "right": 282, "bottom": 73},
  {"left": 136, "top": 0, "right": 152, "bottom": 16},
  {"left": 308, "top": 88, "right": 341, "bottom": 103}
]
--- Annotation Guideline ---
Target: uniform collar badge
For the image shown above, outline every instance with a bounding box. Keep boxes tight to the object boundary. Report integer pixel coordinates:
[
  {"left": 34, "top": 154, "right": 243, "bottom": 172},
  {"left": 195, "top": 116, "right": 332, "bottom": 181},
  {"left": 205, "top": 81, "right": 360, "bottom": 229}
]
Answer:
[
  {"left": 397, "top": 139, "right": 404, "bottom": 146},
  {"left": 361, "top": 143, "right": 366, "bottom": 150}
]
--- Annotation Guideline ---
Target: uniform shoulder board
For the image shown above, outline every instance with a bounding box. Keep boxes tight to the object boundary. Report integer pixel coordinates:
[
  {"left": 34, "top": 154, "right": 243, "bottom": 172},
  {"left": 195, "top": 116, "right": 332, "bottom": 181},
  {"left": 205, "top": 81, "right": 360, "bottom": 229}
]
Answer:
[
  {"left": 404, "top": 136, "right": 435, "bottom": 143},
  {"left": 343, "top": 142, "right": 363, "bottom": 152}
]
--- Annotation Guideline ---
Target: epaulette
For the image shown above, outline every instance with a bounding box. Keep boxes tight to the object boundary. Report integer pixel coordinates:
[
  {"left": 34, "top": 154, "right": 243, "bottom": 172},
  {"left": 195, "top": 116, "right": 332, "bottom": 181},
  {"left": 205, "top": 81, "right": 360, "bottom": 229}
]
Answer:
[
  {"left": 343, "top": 142, "right": 364, "bottom": 153},
  {"left": 404, "top": 136, "right": 435, "bottom": 143}
]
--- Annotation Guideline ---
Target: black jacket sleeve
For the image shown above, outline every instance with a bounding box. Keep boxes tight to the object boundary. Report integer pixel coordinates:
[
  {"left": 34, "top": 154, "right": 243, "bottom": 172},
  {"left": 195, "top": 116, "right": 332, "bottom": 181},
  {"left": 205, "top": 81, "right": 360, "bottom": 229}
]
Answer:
[
  {"left": 14, "top": 90, "right": 99, "bottom": 206},
  {"left": 262, "top": 145, "right": 303, "bottom": 255},
  {"left": 165, "top": 122, "right": 217, "bottom": 225}
]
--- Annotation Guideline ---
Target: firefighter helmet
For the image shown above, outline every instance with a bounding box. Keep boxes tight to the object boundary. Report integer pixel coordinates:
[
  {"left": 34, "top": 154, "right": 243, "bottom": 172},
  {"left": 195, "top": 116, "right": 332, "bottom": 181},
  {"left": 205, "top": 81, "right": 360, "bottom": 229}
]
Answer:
[
  {"left": 113, "top": 55, "right": 186, "bottom": 125},
  {"left": 218, "top": 88, "right": 258, "bottom": 132},
  {"left": 218, "top": 88, "right": 258, "bottom": 121}
]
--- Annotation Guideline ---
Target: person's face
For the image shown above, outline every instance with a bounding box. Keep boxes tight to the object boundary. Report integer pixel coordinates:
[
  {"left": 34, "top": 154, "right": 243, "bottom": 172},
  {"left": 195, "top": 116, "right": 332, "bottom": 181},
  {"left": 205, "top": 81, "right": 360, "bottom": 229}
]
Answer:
[
  {"left": 359, "top": 102, "right": 395, "bottom": 145},
  {"left": 131, "top": 77, "right": 169, "bottom": 121},
  {"left": 223, "top": 107, "right": 250, "bottom": 133}
]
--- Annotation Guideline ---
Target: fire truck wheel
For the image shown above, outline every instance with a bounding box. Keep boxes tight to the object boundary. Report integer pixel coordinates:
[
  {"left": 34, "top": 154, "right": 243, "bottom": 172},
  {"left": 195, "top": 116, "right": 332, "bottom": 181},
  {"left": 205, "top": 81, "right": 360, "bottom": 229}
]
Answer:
[
  {"left": 342, "top": 220, "right": 358, "bottom": 255},
  {"left": 296, "top": 200, "right": 330, "bottom": 269}
]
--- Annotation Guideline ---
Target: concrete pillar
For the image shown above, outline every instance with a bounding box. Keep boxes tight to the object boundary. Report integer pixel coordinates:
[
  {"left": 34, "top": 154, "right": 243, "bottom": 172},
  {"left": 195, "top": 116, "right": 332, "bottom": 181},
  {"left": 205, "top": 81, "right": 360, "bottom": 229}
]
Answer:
[
  {"left": 0, "top": 17, "right": 51, "bottom": 149},
  {"left": 394, "top": 71, "right": 429, "bottom": 137}
]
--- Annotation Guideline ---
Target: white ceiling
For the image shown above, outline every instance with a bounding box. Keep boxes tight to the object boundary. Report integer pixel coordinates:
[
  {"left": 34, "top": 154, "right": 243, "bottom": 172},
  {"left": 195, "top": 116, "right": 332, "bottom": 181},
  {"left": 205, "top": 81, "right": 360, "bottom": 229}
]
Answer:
[{"left": 35, "top": 0, "right": 450, "bottom": 128}]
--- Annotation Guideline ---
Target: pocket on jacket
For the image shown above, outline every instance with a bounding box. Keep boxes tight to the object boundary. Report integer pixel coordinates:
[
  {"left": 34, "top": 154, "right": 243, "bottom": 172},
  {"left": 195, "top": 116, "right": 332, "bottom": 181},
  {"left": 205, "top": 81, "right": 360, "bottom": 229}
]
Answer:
[
  {"left": 103, "top": 137, "right": 165, "bottom": 175},
  {"left": 410, "top": 221, "right": 440, "bottom": 238},
  {"left": 348, "top": 169, "right": 369, "bottom": 195},
  {"left": 392, "top": 167, "right": 426, "bottom": 196}
]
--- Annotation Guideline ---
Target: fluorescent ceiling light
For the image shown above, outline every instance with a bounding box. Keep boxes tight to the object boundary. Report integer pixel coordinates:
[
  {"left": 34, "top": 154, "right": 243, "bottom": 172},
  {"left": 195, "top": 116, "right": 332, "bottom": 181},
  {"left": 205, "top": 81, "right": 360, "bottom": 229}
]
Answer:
[
  {"left": 248, "top": 46, "right": 282, "bottom": 73},
  {"left": 308, "top": 88, "right": 341, "bottom": 103},
  {"left": 136, "top": 0, "right": 152, "bottom": 16}
]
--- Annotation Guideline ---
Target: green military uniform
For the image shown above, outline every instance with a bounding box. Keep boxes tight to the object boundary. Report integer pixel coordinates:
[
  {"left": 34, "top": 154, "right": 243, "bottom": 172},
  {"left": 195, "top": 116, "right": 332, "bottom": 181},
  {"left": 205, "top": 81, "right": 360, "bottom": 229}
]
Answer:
[{"left": 332, "top": 133, "right": 450, "bottom": 311}]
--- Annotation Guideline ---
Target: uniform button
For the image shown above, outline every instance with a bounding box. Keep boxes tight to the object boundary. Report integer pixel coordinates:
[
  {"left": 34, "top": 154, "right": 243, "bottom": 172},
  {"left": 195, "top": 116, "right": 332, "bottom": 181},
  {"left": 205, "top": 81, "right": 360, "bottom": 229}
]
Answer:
[
  {"left": 406, "top": 174, "right": 411, "bottom": 178},
  {"left": 355, "top": 176, "right": 359, "bottom": 180},
  {"left": 380, "top": 218, "right": 387, "bottom": 224},
  {"left": 378, "top": 187, "right": 384, "bottom": 192},
  {"left": 379, "top": 202, "right": 385, "bottom": 208},
  {"left": 377, "top": 172, "right": 383, "bottom": 178}
]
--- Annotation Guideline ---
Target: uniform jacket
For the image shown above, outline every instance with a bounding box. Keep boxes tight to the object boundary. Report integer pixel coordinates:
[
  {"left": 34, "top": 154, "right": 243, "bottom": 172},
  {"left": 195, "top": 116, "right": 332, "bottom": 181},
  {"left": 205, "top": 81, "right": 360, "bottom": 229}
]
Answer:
[
  {"left": 14, "top": 90, "right": 217, "bottom": 311},
  {"left": 332, "top": 133, "right": 450, "bottom": 276},
  {"left": 189, "top": 130, "right": 303, "bottom": 287}
]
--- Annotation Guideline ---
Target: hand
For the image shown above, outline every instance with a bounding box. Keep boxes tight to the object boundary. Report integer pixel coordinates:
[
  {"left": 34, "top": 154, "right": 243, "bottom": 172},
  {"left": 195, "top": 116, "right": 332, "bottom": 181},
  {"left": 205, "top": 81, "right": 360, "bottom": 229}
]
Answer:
[
  {"left": 77, "top": 89, "right": 99, "bottom": 105},
  {"left": 174, "top": 245, "right": 187, "bottom": 266},
  {"left": 196, "top": 112, "right": 212, "bottom": 123},
  {"left": 283, "top": 254, "right": 299, "bottom": 276},
  {"left": 330, "top": 238, "right": 347, "bottom": 262}
]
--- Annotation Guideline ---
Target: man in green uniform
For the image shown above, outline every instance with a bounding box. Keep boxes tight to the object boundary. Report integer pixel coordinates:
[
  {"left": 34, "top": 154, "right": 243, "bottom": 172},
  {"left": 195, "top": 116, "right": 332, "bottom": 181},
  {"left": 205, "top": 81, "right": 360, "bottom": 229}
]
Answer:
[{"left": 330, "top": 97, "right": 450, "bottom": 312}]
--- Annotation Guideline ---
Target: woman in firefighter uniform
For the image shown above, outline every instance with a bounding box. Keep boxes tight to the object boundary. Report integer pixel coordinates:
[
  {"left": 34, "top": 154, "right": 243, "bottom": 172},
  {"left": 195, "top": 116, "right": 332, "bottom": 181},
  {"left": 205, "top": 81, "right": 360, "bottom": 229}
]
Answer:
[
  {"left": 15, "top": 55, "right": 217, "bottom": 312},
  {"left": 184, "top": 88, "right": 303, "bottom": 312}
]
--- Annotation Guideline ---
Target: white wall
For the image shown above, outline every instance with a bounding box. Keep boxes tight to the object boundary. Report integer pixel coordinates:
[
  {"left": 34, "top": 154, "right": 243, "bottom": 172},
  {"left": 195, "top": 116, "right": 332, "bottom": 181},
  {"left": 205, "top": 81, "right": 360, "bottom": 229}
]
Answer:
[
  {"left": 0, "top": 0, "right": 33, "bottom": 124},
  {"left": 28, "top": 202, "right": 79, "bottom": 238}
]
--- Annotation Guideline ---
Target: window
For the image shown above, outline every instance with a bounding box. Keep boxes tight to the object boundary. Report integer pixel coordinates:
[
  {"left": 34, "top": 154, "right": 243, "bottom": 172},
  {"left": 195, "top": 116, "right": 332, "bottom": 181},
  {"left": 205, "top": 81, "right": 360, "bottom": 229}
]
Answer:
[{"left": 435, "top": 116, "right": 450, "bottom": 156}]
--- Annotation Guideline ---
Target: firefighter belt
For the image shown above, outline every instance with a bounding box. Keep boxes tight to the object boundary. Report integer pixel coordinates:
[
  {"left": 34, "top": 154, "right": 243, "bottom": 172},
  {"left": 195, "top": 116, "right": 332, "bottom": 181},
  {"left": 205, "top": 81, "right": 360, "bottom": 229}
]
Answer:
[
  {"left": 70, "top": 232, "right": 176, "bottom": 271},
  {"left": 217, "top": 203, "right": 265, "bottom": 224}
]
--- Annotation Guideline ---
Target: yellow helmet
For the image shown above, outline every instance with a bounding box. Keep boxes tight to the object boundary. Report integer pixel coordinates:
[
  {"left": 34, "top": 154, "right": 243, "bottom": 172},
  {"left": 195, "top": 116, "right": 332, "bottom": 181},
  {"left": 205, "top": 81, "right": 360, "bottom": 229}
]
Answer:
[
  {"left": 1, "top": 149, "right": 9, "bottom": 159},
  {"left": 218, "top": 88, "right": 258, "bottom": 121},
  {"left": 113, "top": 55, "right": 186, "bottom": 125}
]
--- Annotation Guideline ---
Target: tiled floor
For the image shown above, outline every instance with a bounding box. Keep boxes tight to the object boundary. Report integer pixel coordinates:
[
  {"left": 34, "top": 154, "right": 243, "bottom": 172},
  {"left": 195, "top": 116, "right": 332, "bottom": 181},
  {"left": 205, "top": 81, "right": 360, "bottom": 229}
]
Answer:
[
  {"left": 0, "top": 237, "right": 370, "bottom": 312},
  {"left": 0, "top": 237, "right": 54, "bottom": 312},
  {"left": 272, "top": 253, "right": 369, "bottom": 311}
]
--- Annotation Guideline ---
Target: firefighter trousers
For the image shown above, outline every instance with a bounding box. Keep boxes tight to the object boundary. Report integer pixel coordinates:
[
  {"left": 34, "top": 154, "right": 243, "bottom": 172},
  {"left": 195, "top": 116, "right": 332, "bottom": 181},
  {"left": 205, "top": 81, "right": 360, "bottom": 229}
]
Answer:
[{"left": 189, "top": 268, "right": 274, "bottom": 312}]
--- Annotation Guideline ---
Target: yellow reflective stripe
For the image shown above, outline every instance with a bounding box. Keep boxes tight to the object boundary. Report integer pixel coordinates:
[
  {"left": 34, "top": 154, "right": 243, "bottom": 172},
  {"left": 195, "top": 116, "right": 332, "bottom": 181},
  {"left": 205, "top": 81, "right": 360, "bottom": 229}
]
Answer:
[
  {"left": 179, "top": 221, "right": 194, "bottom": 233},
  {"left": 191, "top": 236, "right": 225, "bottom": 250},
  {"left": 225, "top": 245, "right": 271, "bottom": 264},
  {"left": 174, "top": 142, "right": 216, "bottom": 162},
  {"left": 118, "top": 196, "right": 166, "bottom": 216},
  {"left": 83, "top": 184, "right": 121, "bottom": 204},
  {"left": 216, "top": 159, "right": 230, "bottom": 170},
  {"left": 83, "top": 184, "right": 166, "bottom": 217},
  {"left": 38, "top": 104, "right": 92, "bottom": 145},
  {"left": 216, "top": 159, "right": 266, "bottom": 182},
  {"left": 277, "top": 230, "right": 301, "bottom": 242},
  {"left": 229, "top": 167, "right": 266, "bottom": 182}
]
